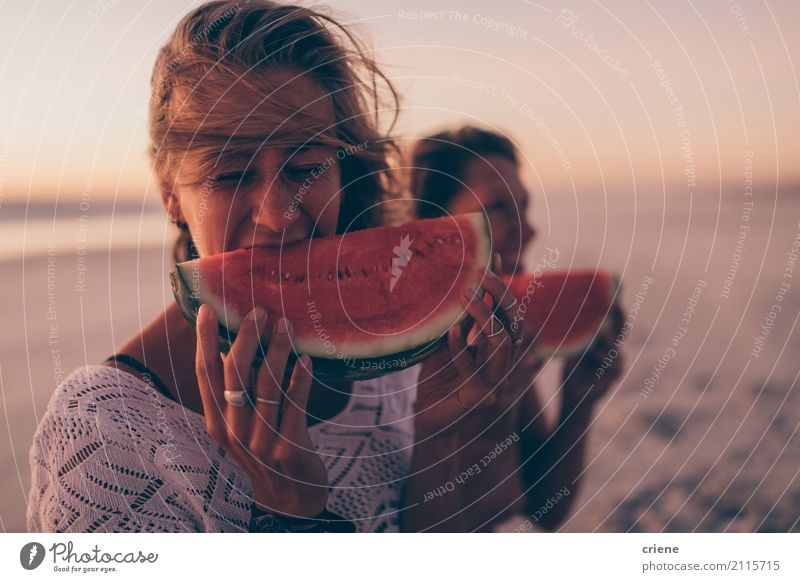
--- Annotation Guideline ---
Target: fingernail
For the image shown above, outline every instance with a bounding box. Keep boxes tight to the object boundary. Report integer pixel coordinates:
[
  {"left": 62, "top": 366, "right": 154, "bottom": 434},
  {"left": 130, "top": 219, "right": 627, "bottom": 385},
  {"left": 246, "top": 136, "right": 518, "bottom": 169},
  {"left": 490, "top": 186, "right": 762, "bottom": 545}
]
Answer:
[
  {"left": 199, "top": 304, "right": 213, "bottom": 323},
  {"left": 276, "top": 318, "right": 292, "bottom": 334},
  {"left": 247, "top": 307, "right": 266, "bottom": 322}
]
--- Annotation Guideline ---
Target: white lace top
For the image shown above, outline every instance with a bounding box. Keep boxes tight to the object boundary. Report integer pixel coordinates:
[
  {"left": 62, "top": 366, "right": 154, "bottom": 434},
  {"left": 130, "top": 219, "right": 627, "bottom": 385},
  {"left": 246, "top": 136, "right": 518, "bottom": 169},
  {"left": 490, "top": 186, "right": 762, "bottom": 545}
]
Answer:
[{"left": 27, "top": 363, "right": 420, "bottom": 533}]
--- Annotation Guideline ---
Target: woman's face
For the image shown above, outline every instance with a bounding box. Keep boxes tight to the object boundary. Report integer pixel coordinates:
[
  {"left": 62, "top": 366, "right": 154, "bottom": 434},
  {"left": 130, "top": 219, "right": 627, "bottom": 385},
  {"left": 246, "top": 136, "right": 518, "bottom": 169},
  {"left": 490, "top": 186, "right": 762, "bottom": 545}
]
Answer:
[
  {"left": 447, "top": 154, "right": 536, "bottom": 273},
  {"left": 168, "top": 74, "right": 341, "bottom": 256}
]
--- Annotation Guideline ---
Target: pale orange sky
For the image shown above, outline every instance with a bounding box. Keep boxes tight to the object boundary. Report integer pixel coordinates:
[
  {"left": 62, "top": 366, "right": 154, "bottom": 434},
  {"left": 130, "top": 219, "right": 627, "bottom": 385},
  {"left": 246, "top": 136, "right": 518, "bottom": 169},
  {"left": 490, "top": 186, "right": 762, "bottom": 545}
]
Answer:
[{"left": 0, "top": 0, "right": 797, "bottom": 205}]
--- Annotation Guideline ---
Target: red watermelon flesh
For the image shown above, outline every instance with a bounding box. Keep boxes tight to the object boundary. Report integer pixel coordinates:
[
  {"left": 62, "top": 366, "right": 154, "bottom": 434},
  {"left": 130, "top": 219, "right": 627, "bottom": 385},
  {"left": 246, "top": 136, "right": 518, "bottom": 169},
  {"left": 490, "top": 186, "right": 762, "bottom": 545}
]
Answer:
[
  {"left": 171, "top": 213, "right": 491, "bottom": 379},
  {"left": 503, "top": 270, "right": 621, "bottom": 357}
]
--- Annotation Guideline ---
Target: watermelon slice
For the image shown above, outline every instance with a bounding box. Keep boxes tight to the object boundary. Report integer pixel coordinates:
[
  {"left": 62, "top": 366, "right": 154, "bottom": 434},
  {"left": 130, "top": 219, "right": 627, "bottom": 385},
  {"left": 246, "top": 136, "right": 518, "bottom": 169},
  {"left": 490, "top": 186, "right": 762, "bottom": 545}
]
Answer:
[
  {"left": 503, "top": 270, "right": 621, "bottom": 358},
  {"left": 171, "top": 213, "right": 491, "bottom": 381}
]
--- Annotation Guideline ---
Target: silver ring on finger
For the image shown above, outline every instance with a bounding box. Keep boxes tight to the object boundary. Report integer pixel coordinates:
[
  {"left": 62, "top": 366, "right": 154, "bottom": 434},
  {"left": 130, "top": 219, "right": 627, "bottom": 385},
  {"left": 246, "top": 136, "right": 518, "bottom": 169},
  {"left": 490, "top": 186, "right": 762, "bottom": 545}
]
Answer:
[
  {"left": 502, "top": 297, "right": 518, "bottom": 312},
  {"left": 255, "top": 397, "right": 281, "bottom": 406},
  {"left": 494, "top": 300, "right": 517, "bottom": 327},
  {"left": 483, "top": 314, "right": 506, "bottom": 338},
  {"left": 224, "top": 389, "right": 250, "bottom": 408}
]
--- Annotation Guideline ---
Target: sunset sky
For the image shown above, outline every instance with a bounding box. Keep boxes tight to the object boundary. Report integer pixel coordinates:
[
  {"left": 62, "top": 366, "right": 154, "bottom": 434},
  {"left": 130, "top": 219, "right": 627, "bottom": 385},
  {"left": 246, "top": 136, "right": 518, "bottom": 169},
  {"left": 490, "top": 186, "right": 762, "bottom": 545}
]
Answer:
[{"left": 0, "top": 0, "right": 797, "bottom": 205}]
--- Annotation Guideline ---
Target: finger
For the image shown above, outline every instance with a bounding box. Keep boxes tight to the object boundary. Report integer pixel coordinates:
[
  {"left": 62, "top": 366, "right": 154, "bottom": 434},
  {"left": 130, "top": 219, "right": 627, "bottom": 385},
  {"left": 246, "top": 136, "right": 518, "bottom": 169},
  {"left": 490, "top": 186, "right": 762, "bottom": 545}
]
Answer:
[
  {"left": 491, "top": 252, "right": 503, "bottom": 276},
  {"left": 586, "top": 334, "right": 617, "bottom": 375},
  {"left": 447, "top": 326, "right": 495, "bottom": 408},
  {"left": 280, "top": 355, "right": 313, "bottom": 438},
  {"left": 460, "top": 287, "right": 512, "bottom": 377},
  {"left": 609, "top": 302, "right": 626, "bottom": 337},
  {"left": 248, "top": 349, "right": 286, "bottom": 456},
  {"left": 479, "top": 265, "right": 523, "bottom": 346},
  {"left": 461, "top": 288, "right": 505, "bottom": 343},
  {"left": 195, "top": 304, "right": 227, "bottom": 441},
  {"left": 265, "top": 317, "right": 294, "bottom": 389},
  {"left": 224, "top": 307, "right": 269, "bottom": 440},
  {"left": 594, "top": 328, "right": 617, "bottom": 355},
  {"left": 466, "top": 319, "right": 484, "bottom": 348},
  {"left": 480, "top": 266, "right": 517, "bottom": 310},
  {"left": 224, "top": 307, "right": 268, "bottom": 391},
  {"left": 483, "top": 331, "right": 513, "bottom": 389}
]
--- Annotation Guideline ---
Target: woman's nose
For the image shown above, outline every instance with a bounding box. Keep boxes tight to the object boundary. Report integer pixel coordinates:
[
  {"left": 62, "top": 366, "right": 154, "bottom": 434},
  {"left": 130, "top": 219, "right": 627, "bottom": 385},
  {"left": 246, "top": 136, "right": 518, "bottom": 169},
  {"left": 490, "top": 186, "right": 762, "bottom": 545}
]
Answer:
[
  {"left": 522, "top": 221, "right": 536, "bottom": 244},
  {"left": 250, "top": 180, "right": 299, "bottom": 232}
]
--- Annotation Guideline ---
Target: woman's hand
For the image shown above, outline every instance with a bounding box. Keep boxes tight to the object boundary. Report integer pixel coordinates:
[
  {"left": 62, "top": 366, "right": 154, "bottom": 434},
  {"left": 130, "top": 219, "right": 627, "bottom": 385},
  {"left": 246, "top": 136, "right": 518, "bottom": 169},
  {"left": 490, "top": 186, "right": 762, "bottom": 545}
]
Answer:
[
  {"left": 415, "top": 254, "right": 526, "bottom": 438},
  {"left": 195, "top": 304, "right": 328, "bottom": 517},
  {"left": 561, "top": 302, "right": 626, "bottom": 409}
]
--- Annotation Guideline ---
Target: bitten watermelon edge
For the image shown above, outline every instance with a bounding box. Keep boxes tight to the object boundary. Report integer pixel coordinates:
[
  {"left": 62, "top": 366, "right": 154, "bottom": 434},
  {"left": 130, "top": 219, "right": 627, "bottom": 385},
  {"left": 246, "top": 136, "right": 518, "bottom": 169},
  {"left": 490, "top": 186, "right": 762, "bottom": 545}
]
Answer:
[{"left": 170, "top": 213, "right": 492, "bottom": 382}]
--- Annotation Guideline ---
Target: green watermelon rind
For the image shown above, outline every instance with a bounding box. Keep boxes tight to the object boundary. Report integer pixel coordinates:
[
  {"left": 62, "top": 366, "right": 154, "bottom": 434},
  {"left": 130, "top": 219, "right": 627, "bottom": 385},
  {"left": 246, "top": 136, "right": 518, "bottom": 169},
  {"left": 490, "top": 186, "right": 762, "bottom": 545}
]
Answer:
[{"left": 169, "top": 214, "right": 492, "bottom": 383}]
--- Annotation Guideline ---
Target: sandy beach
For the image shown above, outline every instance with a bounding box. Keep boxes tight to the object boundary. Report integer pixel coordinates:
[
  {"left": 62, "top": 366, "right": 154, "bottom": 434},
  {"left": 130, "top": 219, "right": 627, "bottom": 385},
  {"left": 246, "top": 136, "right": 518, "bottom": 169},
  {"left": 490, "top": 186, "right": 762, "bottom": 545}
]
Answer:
[
  {"left": 0, "top": 245, "right": 174, "bottom": 531},
  {"left": 2, "top": 187, "right": 798, "bottom": 532}
]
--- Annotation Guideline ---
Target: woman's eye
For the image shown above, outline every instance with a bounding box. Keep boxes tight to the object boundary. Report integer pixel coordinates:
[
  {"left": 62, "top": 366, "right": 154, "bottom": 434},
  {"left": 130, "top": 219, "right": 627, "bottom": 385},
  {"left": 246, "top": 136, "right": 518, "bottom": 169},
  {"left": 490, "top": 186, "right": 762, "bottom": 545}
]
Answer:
[
  {"left": 487, "top": 202, "right": 508, "bottom": 216},
  {"left": 211, "top": 171, "right": 254, "bottom": 185},
  {"left": 284, "top": 165, "right": 323, "bottom": 183},
  {"left": 487, "top": 201, "right": 521, "bottom": 220}
]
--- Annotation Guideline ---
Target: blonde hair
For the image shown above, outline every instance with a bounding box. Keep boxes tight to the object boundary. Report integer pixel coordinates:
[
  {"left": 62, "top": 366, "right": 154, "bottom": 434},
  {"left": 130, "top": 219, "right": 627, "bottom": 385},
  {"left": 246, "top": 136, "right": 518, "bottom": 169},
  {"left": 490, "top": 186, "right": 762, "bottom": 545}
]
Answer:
[{"left": 147, "top": 0, "right": 402, "bottom": 262}]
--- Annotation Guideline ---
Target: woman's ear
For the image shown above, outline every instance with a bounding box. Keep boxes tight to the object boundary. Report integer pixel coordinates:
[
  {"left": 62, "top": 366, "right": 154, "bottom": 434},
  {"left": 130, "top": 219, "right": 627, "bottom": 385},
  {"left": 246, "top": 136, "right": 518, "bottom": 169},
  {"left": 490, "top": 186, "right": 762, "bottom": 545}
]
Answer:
[{"left": 161, "top": 188, "right": 186, "bottom": 226}]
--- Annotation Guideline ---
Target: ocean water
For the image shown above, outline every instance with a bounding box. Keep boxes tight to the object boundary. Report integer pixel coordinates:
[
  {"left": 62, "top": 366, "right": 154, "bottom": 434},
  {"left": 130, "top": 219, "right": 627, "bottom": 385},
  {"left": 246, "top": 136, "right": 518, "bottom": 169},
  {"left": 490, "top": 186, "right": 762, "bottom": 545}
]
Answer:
[{"left": 0, "top": 201, "right": 170, "bottom": 260}]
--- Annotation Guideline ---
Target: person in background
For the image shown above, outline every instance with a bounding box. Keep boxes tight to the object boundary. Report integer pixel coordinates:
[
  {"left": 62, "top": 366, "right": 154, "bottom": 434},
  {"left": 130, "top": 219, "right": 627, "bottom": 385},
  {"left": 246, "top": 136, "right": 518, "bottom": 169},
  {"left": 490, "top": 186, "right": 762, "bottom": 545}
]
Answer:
[{"left": 404, "top": 126, "right": 625, "bottom": 531}]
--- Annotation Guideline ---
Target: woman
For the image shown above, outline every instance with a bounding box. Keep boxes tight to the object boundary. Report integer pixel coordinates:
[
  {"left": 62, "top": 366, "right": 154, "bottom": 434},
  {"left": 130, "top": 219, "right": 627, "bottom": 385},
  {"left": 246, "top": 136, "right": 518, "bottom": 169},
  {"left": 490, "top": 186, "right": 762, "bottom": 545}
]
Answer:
[
  {"left": 406, "top": 126, "right": 625, "bottom": 531},
  {"left": 27, "top": 2, "right": 522, "bottom": 533}
]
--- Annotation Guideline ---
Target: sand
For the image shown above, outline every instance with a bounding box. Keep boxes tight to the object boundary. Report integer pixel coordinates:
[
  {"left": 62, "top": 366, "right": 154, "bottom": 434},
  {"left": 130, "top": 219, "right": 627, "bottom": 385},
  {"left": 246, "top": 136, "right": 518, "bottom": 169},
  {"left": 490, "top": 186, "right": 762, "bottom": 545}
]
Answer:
[{"left": 2, "top": 188, "right": 798, "bottom": 532}]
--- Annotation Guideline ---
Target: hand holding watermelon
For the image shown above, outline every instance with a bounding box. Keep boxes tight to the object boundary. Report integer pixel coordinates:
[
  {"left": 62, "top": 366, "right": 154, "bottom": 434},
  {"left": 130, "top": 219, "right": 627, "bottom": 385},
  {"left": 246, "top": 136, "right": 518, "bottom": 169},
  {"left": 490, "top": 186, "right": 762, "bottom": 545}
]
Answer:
[
  {"left": 194, "top": 304, "right": 329, "bottom": 518},
  {"left": 414, "top": 256, "right": 524, "bottom": 437},
  {"left": 560, "top": 302, "right": 626, "bottom": 409}
]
